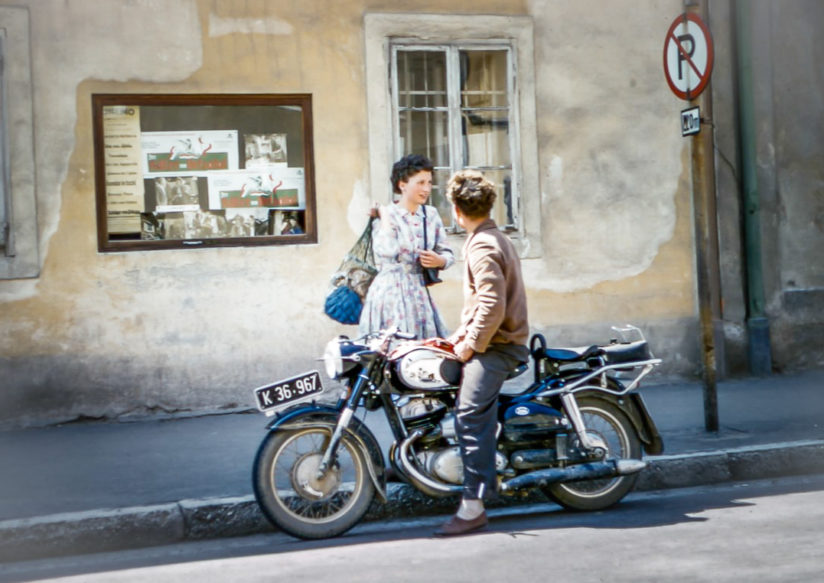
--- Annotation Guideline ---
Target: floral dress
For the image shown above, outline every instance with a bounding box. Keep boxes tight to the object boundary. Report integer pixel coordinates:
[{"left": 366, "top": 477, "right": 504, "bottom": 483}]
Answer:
[{"left": 358, "top": 204, "right": 455, "bottom": 339}]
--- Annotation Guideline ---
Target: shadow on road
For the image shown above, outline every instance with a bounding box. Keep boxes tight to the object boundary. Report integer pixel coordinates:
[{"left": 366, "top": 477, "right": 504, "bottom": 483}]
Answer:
[{"left": 4, "top": 473, "right": 824, "bottom": 583}]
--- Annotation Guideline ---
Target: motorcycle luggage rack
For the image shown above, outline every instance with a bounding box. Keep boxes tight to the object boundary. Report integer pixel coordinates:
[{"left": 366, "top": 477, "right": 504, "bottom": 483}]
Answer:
[
  {"left": 529, "top": 325, "right": 661, "bottom": 397},
  {"left": 535, "top": 359, "right": 661, "bottom": 401}
]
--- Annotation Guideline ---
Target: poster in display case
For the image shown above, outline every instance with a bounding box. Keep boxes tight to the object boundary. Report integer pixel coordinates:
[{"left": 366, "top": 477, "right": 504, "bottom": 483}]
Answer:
[{"left": 92, "top": 94, "right": 316, "bottom": 251}]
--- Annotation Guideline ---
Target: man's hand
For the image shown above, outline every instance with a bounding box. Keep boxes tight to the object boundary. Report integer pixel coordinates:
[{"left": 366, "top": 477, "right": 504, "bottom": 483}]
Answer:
[{"left": 453, "top": 341, "right": 474, "bottom": 363}]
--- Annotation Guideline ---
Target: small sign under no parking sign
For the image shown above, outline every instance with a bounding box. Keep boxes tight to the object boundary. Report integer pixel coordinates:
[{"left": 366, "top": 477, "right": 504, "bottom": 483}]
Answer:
[{"left": 681, "top": 106, "right": 700, "bottom": 137}]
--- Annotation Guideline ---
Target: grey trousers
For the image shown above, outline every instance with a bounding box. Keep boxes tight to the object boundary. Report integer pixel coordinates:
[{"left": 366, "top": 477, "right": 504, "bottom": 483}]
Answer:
[{"left": 456, "top": 343, "right": 528, "bottom": 500}]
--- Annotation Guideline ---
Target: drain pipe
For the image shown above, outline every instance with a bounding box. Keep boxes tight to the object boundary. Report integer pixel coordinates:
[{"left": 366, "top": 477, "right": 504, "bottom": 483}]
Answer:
[{"left": 734, "top": 0, "right": 772, "bottom": 375}]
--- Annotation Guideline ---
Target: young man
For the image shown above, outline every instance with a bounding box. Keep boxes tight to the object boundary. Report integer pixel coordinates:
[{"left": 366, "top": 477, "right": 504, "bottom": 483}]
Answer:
[{"left": 435, "top": 170, "right": 530, "bottom": 537}]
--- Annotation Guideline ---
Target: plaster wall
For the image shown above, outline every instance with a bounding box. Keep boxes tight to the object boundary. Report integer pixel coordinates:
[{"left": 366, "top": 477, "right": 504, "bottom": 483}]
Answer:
[
  {"left": 766, "top": 0, "right": 824, "bottom": 368},
  {"left": 0, "top": 0, "right": 699, "bottom": 427},
  {"left": 709, "top": 0, "right": 824, "bottom": 373}
]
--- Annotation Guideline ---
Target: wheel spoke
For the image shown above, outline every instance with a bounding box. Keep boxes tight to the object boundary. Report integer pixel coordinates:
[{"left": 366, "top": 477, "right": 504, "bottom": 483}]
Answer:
[
  {"left": 269, "top": 428, "right": 362, "bottom": 523},
  {"left": 561, "top": 406, "right": 631, "bottom": 496}
]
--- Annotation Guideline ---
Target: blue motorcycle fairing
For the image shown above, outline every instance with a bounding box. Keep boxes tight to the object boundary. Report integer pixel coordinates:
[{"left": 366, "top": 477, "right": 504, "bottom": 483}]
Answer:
[
  {"left": 497, "top": 379, "right": 663, "bottom": 456},
  {"left": 502, "top": 400, "right": 564, "bottom": 422}
]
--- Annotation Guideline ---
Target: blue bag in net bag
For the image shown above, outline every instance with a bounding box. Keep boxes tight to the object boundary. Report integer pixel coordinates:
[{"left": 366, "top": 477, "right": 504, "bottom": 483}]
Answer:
[{"left": 323, "top": 284, "right": 363, "bottom": 325}]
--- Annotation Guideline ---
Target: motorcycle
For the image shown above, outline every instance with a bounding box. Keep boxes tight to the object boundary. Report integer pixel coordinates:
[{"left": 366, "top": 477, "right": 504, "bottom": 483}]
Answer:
[{"left": 251, "top": 325, "right": 663, "bottom": 539}]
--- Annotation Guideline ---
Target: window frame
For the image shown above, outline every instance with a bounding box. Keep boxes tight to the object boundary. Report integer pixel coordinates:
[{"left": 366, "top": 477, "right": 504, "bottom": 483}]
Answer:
[
  {"left": 92, "top": 93, "right": 318, "bottom": 253},
  {"left": 390, "top": 43, "right": 518, "bottom": 232},
  {"left": 0, "top": 6, "right": 39, "bottom": 279},
  {"left": 364, "top": 13, "right": 541, "bottom": 257}
]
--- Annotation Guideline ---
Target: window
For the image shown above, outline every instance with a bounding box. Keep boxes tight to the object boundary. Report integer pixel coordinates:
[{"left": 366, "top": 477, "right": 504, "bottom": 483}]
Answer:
[
  {"left": 365, "top": 13, "right": 541, "bottom": 257},
  {"left": 92, "top": 94, "right": 317, "bottom": 252},
  {"left": 393, "top": 46, "right": 515, "bottom": 231},
  {"left": 0, "top": 33, "right": 8, "bottom": 252},
  {"left": 0, "top": 6, "right": 38, "bottom": 279}
]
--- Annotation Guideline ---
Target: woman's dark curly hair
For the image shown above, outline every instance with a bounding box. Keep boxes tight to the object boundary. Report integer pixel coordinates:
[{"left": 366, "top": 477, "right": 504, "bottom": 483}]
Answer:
[
  {"left": 447, "top": 170, "right": 496, "bottom": 219},
  {"left": 391, "top": 154, "right": 434, "bottom": 194}
]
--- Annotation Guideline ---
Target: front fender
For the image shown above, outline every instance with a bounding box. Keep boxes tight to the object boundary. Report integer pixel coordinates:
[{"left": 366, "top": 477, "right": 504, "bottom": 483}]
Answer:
[
  {"left": 263, "top": 403, "right": 388, "bottom": 500},
  {"left": 264, "top": 402, "right": 343, "bottom": 431}
]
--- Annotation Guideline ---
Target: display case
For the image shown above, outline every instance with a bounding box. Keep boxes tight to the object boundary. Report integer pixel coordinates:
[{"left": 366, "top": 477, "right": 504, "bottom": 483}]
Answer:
[{"left": 92, "top": 93, "right": 317, "bottom": 251}]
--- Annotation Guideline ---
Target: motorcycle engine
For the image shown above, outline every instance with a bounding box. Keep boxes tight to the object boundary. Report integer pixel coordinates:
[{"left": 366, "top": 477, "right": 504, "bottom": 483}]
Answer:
[
  {"left": 399, "top": 397, "right": 448, "bottom": 431},
  {"left": 416, "top": 447, "right": 509, "bottom": 484},
  {"left": 417, "top": 447, "right": 463, "bottom": 484},
  {"left": 402, "top": 399, "right": 509, "bottom": 484}
]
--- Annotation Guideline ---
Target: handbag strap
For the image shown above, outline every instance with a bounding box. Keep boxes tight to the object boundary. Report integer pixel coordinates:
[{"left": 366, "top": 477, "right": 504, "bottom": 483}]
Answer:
[{"left": 422, "top": 206, "right": 429, "bottom": 251}]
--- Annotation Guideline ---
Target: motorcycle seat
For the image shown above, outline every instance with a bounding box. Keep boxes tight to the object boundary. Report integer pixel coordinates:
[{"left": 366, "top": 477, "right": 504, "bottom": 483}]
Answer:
[
  {"left": 533, "top": 344, "right": 603, "bottom": 363},
  {"left": 529, "top": 333, "right": 602, "bottom": 363},
  {"left": 602, "top": 340, "right": 651, "bottom": 364}
]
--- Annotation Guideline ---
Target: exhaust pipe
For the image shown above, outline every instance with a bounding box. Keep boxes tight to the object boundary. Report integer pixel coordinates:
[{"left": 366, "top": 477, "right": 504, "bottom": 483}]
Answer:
[
  {"left": 394, "top": 430, "right": 463, "bottom": 498},
  {"left": 500, "top": 459, "right": 646, "bottom": 492}
]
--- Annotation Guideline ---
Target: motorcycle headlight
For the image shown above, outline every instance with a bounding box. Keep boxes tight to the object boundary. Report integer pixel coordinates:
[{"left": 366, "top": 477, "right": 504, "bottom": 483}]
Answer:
[
  {"left": 323, "top": 337, "right": 344, "bottom": 379},
  {"left": 322, "top": 336, "right": 368, "bottom": 380}
]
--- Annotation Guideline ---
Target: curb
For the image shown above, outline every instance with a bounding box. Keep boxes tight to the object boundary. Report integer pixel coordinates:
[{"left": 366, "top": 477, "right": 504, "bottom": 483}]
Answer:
[{"left": 3, "top": 440, "right": 824, "bottom": 563}]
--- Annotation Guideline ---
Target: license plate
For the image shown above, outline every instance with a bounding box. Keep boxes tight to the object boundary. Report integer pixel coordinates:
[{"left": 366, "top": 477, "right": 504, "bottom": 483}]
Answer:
[{"left": 254, "top": 370, "right": 324, "bottom": 414}]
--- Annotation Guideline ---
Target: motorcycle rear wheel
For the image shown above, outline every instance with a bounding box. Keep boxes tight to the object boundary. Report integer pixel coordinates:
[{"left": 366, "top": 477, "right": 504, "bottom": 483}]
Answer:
[
  {"left": 253, "top": 426, "right": 375, "bottom": 539},
  {"left": 544, "top": 397, "right": 642, "bottom": 511}
]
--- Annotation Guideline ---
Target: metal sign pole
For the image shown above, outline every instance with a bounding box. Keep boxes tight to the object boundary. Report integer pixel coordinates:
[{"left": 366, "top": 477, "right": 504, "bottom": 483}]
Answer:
[{"left": 685, "top": 0, "right": 721, "bottom": 432}]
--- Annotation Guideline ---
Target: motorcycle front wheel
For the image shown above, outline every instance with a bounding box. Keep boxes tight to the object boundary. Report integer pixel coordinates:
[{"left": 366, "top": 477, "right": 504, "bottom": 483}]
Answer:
[
  {"left": 252, "top": 426, "right": 375, "bottom": 539},
  {"left": 544, "top": 397, "right": 642, "bottom": 511}
]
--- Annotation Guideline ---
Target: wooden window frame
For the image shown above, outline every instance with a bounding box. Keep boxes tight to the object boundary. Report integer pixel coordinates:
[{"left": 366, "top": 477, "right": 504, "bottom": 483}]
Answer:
[{"left": 390, "top": 43, "right": 518, "bottom": 232}]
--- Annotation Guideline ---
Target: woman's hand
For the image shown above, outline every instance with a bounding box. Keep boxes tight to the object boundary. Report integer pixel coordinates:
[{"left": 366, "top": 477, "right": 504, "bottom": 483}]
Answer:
[
  {"left": 368, "top": 204, "right": 380, "bottom": 219},
  {"left": 370, "top": 203, "right": 395, "bottom": 232},
  {"left": 419, "top": 249, "right": 445, "bottom": 268}
]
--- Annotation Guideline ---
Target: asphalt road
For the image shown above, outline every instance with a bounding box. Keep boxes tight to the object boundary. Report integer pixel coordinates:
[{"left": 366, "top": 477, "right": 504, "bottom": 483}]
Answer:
[{"left": 3, "top": 473, "right": 823, "bottom": 583}]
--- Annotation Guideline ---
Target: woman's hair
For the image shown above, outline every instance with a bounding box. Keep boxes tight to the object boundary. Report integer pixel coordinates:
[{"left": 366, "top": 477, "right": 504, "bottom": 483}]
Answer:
[
  {"left": 391, "top": 154, "right": 434, "bottom": 194},
  {"left": 447, "top": 170, "right": 496, "bottom": 219}
]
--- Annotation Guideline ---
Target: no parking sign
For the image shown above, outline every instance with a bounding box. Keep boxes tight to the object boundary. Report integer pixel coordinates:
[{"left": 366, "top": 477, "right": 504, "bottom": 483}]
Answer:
[{"left": 663, "top": 13, "right": 714, "bottom": 100}]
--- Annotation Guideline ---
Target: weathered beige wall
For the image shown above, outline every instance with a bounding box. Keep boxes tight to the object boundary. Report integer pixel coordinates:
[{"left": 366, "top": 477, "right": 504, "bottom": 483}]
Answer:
[
  {"left": 0, "top": 0, "right": 698, "bottom": 428},
  {"left": 710, "top": 0, "right": 824, "bottom": 372},
  {"left": 518, "top": 0, "right": 698, "bottom": 379}
]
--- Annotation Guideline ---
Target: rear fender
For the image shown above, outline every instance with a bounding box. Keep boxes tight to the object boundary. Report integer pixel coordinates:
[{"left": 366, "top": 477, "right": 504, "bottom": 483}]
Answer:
[
  {"left": 264, "top": 404, "right": 388, "bottom": 500},
  {"left": 574, "top": 389, "right": 664, "bottom": 455}
]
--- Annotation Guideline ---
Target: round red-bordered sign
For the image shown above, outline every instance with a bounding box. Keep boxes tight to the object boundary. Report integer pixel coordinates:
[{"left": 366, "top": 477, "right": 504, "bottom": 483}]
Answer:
[{"left": 663, "top": 13, "right": 714, "bottom": 100}]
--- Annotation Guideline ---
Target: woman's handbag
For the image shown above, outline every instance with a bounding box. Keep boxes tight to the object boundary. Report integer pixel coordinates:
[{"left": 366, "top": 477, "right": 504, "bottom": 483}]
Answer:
[
  {"left": 422, "top": 266, "right": 442, "bottom": 287},
  {"left": 324, "top": 218, "right": 377, "bottom": 324},
  {"left": 421, "top": 207, "right": 442, "bottom": 287}
]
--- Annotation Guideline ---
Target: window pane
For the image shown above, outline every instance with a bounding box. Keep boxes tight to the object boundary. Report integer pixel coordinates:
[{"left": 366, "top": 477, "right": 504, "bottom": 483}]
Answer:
[
  {"left": 397, "top": 50, "right": 447, "bottom": 109},
  {"left": 463, "top": 115, "right": 511, "bottom": 168},
  {"left": 430, "top": 168, "right": 454, "bottom": 229},
  {"left": 398, "top": 109, "right": 449, "bottom": 168},
  {"left": 480, "top": 169, "right": 515, "bottom": 229},
  {"left": 461, "top": 51, "right": 508, "bottom": 108}
]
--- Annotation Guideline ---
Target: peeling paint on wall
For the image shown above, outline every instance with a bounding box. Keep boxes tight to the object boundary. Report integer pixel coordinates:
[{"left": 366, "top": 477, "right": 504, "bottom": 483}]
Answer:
[{"left": 20, "top": 0, "right": 203, "bottom": 304}]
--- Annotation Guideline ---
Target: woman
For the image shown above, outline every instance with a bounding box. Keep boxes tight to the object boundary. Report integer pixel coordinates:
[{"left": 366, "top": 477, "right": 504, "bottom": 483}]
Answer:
[{"left": 358, "top": 154, "right": 454, "bottom": 339}]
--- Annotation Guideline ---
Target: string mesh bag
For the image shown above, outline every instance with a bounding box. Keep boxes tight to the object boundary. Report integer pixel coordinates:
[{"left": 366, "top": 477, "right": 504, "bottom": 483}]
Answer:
[{"left": 324, "top": 218, "right": 377, "bottom": 325}]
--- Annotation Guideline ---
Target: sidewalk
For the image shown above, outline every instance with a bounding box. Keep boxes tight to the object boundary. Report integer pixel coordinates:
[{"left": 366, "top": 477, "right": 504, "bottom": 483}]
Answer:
[{"left": 1, "top": 368, "right": 824, "bottom": 561}]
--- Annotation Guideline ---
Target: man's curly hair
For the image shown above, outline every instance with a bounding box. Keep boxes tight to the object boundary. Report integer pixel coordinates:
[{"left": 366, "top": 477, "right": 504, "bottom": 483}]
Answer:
[{"left": 447, "top": 170, "right": 497, "bottom": 219}]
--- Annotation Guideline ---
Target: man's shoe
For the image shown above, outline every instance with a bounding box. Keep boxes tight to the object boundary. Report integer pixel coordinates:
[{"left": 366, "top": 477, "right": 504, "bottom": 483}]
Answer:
[{"left": 434, "top": 512, "right": 488, "bottom": 537}]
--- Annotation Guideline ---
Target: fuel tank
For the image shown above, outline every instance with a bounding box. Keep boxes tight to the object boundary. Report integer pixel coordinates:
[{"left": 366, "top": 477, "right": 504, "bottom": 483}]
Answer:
[{"left": 389, "top": 344, "right": 462, "bottom": 391}]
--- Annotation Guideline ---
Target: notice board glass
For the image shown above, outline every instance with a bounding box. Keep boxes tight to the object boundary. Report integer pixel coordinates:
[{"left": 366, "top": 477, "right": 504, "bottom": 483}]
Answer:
[{"left": 92, "top": 94, "right": 317, "bottom": 251}]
